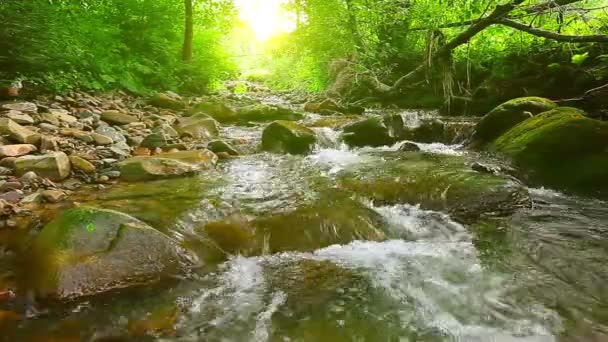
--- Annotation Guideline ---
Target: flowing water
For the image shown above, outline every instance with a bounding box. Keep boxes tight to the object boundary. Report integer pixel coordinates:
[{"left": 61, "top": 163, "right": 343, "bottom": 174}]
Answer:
[{"left": 2, "top": 107, "right": 608, "bottom": 342}]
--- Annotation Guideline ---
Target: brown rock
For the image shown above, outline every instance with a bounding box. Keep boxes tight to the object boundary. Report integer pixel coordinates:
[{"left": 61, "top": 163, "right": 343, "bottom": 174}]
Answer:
[
  {"left": 5, "top": 110, "right": 34, "bottom": 125},
  {"left": 101, "top": 110, "right": 138, "bottom": 125},
  {"left": 0, "top": 119, "right": 40, "bottom": 144},
  {"left": 0, "top": 144, "right": 37, "bottom": 158},
  {"left": 41, "top": 189, "right": 67, "bottom": 203},
  {"left": 91, "top": 132, "right": 113, "bottom": 145},
  {"left": 133, "top": 147, "right": 151, "bottom": 156},
  {"left": 14, "top": 152, "right": 71, "bottom": 181},
  {"left": 69, "top": 156, "right": 96, "bottom": 174},
  {"left": 40, "top": 136, "right": 59, "bottom": 153}
]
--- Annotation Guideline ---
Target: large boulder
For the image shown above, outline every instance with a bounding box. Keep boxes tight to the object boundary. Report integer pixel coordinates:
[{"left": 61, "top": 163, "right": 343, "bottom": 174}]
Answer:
[
  {"left": 0, "top": 118, "right": 40, "bottom": 144},
  {"left": 15, "top": 152, "right": 71, "bottom": 181},
  {"left": 337, "top": 152, "right": 530, "bottom": 223},
  {"left": 148, "top": 92, "right": 186, "bottom": 110},
  {"left": 119, "top": 150, "right": 217, "bottom": 182},
  {"left": 493, "top": 107, "right": 608, "bottom": 197},
  {"left": 26, "top": 207, "right": 190, "bottom": 300},
  {"left": 470, "top": 97, "right": 557, "bottom": 148},
  {"left": 262, "top": 121, "right": 317, "bottom": 155},
  {"left": 341, "top": 114, "right": 405, "bottom": 147},
  {"left": 175, "top": 114, "right": 220, "bottom": 139},
  {"left": 238, "top": 104, "right": 304, "bottom": 123},
  {"left": 191, "top": 101, "right": 237, "bottom": 123}
]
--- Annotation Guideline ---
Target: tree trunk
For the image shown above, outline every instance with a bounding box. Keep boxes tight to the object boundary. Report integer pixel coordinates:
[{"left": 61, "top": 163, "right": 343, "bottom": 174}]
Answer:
[{"left": 182, "top": 0, "right": 194, "bottom": 63}]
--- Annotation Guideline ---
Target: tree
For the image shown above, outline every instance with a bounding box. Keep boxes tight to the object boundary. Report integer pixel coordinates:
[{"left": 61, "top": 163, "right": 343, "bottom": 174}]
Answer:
[{"left": 183, "top": 0, "right": 194, "bottom": 63}]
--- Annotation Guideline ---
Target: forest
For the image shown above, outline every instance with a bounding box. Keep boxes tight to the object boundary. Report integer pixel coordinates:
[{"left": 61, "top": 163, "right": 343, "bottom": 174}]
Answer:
[{"left": 1, "top": 0, "right": 608, "bottom": 340}]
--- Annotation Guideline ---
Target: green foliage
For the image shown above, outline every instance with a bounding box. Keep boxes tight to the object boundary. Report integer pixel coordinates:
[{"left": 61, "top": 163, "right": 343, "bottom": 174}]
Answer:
[
  {"left": 0, "top": 0, "right": 238, "bottom": 94},
  {"left": 571, "top": 52, "right": 590, "bottom": 66}
]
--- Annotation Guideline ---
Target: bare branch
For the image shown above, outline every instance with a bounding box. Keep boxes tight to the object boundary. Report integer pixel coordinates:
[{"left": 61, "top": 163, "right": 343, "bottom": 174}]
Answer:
[{"left": 498, "top": 18, "right": 608, "bottom": 42}]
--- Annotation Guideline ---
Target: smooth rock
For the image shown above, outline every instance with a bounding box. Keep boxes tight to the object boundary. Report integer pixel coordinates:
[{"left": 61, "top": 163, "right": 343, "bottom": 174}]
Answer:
[
  {"left": 175, "top": 115, "right": 220, "bottom": 139},
  {"left": 41, "top": 190, "right": 66, "bottom": 203},
  {"left": 91, "top": 132, "right": 113, "bottom": 145},
  {"left": 0, "top": 144, "right": 37, "bottom": 158},
  {"left": 262, "top": 121, "right": 317, "bottom": 155},
  {"left": 5, "top": 111, "right": 34, "bottom": 125},
  {"left": 0, "top": 119, "right": 40, "bottom": 144},
  {"left": 69, "top": 156, "right": 96, "bottom": 174},
  {"left": 96, "top": 126, "right": 126, "bottom": 144},
  {"left": 207, "top": 140, "right": 239, "bottom": 156},
  {"left": 148, "top": 93, "right": 185, "bottom": 110},
  {"left": 140, "top": 132, "right": 167, "bottom": 148},
  {"left": 14, "top": 152, "right": 71, "bottom": 181},
  {"left": 101, "top": 110, "right": 138, "bottom": 125},
  {"left": 1, "top": 102, "right": 37, "bottom": 113}
]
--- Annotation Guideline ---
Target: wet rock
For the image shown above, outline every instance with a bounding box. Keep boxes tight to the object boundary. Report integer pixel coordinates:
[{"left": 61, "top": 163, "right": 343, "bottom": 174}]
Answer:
[
  {"left": 471, "top": 162, "right": 501, "bottom": 175},
  {"left": 15, "top": 152, "right": 71, "bottom": 181},
  {"left": 399, "top": 142, "right": 421, "bottom": 152},
  {"left": 95, "top": 126, "right": 126, "bottom": 144},
  {"left": 238, "top": 104, "right": 304, "bottom": 123},
  {"left": 118, "top": 157, "right": 198, "bottom": 182},
  {"left": 148, "top": 92, "right": 185, "bottom": 110},
  {"left": 0, "top": 144, "right": 37, "bottom": 158},
  {"left": 309, "top": 115, "right": 365, "bottom": 129},
  {"left": 0, "top": 119, "right": 40, "bottom": 144},
  {"left": 337, "top": 152, "right": 530, "bottom": 223},
  {"left": 470, "top": 97, "right": 557, "bottom": 148},
  {"left": 1, "top": 102, "right": 37, "bottom": 113},
  {"left": 91, "top": 132, "right": 113, "bottom": 145},
  {"left": 262, "top": 121, "right": 317, "bottom": 155},
  {"left": 342, "top": 114, "right": 405, "bottom": 148},
  {"left": 493, "top": 107, "right": 608, "bottom": 197},
  {"left": 41, "top": 189, "right": 66, "bottom": 203},
  {"left": 70, "top": 156, "right": 96, "bottom": 174},
  {"left": 207, "top": 140, "right": 239, "bottom": 156},
  {"left": 140, "top": 132, "right": 167, "bottom": 149},
  {"left": 175, "top": 115, "right": 220, "bottom": 139},
  {"left": 25, "top": 207, "right": 190, "bottom": 300},
  {"left": 5, "top": 111, "right": 34, "bottom": 125},
  {"left": 190, "top": 101, "right": 237, "bottom": 123},
  {"left": 100, "top": 110, "right": 138, "bottom": 125},
  {"left": 153, "top": 150, "right": 218, "bottom": 168}
]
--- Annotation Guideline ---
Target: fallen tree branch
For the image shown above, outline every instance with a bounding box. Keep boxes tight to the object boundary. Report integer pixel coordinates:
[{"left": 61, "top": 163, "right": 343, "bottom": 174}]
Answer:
[{"left": 497, "top": 18, "right": 608, "bottom": 42}]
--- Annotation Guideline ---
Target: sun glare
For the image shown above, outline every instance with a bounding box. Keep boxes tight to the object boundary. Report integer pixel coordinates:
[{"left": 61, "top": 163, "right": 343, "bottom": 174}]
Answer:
[{"left": 235, "top": 0, "right": 295, "bottom": 41}]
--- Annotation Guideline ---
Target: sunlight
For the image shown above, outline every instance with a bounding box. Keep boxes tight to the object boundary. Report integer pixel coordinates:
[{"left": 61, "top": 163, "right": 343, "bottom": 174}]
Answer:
[{"left": 234, "top": 0, "right": 296, "bottom": 41}]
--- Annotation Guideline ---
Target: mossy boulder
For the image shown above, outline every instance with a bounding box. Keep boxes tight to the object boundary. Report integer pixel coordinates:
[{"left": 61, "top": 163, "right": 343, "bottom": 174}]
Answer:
[
  {"left": 341, "top": 114, "right": 405, "bottom": 147},
  {"left": 118, "top": 150, "right": 217, "bottom": 182},
  {"left": 470, "top": 97, "right": 557, "bottom": 148},
  {"left": 175, "top": 114, "right": 220, "bottom": 140},
  {"left": 148, "top": 93, "right": 185, "bottom": 110},
  {"left": 262, "top": 121, "right": 317, "bottom": 155},
  {"left": 493, "top": 107, "right": 608, "bottom": 196},
  {"left": 207, "top": 140, "right": 239, "bottom": 156},
  {"left": 337, "top": 152, "right": 530, "bottom": 223},
  {"left": 26, "top": 207, "right": 190, "bottom": 300},
  {"left": 191, "top": 101, "right": 238, "bottom": 123},
  {"left": 238, "top": 104, "right": 304, "bottom": 123},
  {"left": 308, "top": 115, "right": 365, "bottom": 129}
]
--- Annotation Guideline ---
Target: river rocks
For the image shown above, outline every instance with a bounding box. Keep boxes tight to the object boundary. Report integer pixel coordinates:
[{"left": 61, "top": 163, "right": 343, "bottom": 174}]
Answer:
[
  {"left": 262, "top": 121, "right": 317, "bottom": 155},
  {"left": 207, "top": 140, "right": 239, "bottom": 156},
  {"left": 341, "top": 114, "right": 405, "bottom": 147},
  {"left": 148, "top": 92, "right": 186, "bottom": 110},
  {"left": 140, "top": 132, "right": 167, "bottom": 148},
  {"left": 0, "top": 144, "right": 37, "bottom": 158},
  {"left": 96, "top": 126, "right": 126, "bottom": 144},
  {"left": 26, "top": 207, "right": 189, "bottom": 300},
  {"left": 470, "top": 97, "right": 557, "bottom": 148},
  {"left": 1, "top": 102, "right": 37, "bottom": 113},
  {"left": 337, "top": 152, "right": 530, "bottom": 223},
  {"left": 5, "top": 111, "right": 34, "bottom": 125},
  {"left": 118, "top": 150, "right": 216, "bottom": 182},
  {"left": 101, "top": 110, "right": 138, "bottom": 125},
  {"left": 0, "top": 119, "right": 40, "bottom": 144},
  {"left": 14, "top": 152, "right": 71, "bottom": 181},
  {"left": 493, "top": 107, "right": 608, "bottom": 196},
  {"left": 91, "top": 132, "right": 113, "bottom": 145},
  {"left": 309, "top": 115, "right": 365, "bottom": 129},
  {"left": 238, "top": 104, "right": 303, "bottom": 123},
  {"left": 175, "top": 115, "right": 220, "bottom": 139},
  {"left": 69, "top": 156, "right": 96, "bottom": 174}
]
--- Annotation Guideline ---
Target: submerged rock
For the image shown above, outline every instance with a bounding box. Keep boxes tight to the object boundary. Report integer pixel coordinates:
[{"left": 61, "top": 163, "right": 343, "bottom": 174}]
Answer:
[
  {"left": 337, "top": 152, "right": 530, "bottom": 223},
  {"left": 470, "top": 97, "right": 556, "bottom": 148},
  {"left": 26, "top": 207, "right": 190, "bottom": 300},
  {"left": 341, "top": 114, "right": 405, "bottom": 147},
  {"left": 262, "top": 121, "right": 317, "bottom": 155},
  {"left": 493, "top": 107, "right": 608, "bottom": 197}
]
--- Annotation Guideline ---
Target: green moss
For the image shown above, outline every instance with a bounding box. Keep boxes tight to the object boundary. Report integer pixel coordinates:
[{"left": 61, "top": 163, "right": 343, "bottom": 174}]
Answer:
[
  {"left": 262, "top": 120, "right": 317, "bottom": 154},
  {"left": 493, "top": 107, "right": 608, "bottom": 196},
  {"left": 470, "top": 97, "right": 557, "bottom": 148},
  {"left": 341, "top": 114, "right": 405, "bottom": 147}
]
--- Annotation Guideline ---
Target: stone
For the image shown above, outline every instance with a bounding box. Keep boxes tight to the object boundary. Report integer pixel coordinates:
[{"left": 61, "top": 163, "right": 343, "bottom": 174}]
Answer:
[
  {"left": 0, "top": 157, "right": 16, "bottom": 169},
  {"left": 14, "top": 152, "right": 71, "bottom": 181},
  {"left": 1, "top": 102, "right": 37, "bottom": 113},
  {"left": 0, "top": 181, "right": 21, "bottom": 192},
  {"left": 190, "top": 101, "right": 237, "bottom": 123},
  {"left": 49, "top": 108, "right": 78, "bottom": 124},
  {"left": 207, "top": 140, "right": 239, "bottom": 156},
  {"left": 0, "top": 191, "right": 24, "bottom": 203},
  {"left": 118, "top": 157, "right": 198, "bottom": 182},
  {"left": 41, "top": 189, "right": 66, "bottom": 203},
  {"left": 109, "top": 146, "right": 131, "bottom": 158},
  {"left": 154, "top": 150, "right": 218, "bottom": 168},
  {"left": 154, "top": 123, "right": 179, "bottom": 138},
  {"left": 39, "top": 112, "right": 60, "bottom": 126},
  {"left": 19, "top": 171, "right": 38, "bottom": 182},
  {"left": 493, "top": 107, "right": 608, "bottom": 197},
  {"left": 140, "top": 132, "right": 167, "bottom": 148},
  {"left": 91, "top": 132, "right": 113, "bottom": 145},
  {"left": 399, "top": 142, "right": 421, "bottom": 152},
  {"left": 262, "top": 121, "right": 317, "bottom": 155},
  {"left": 133, "top": 147, "right": 151, "bottom": 156},
  {"left": 95, "top": 126, "right": 126, "bottom": 144},
  {"left": 100, "top": 110, "right": 138, "bottom": 125},
  {"left": 470, "top": 97, "right": 557, "bottom": 148},
  {"left": 0, "top": 144, "right": 37, "bottom": 158},
  {"left": 341, "top": 114, "right": 405, "bottom": 148},
  {"left": 0, "top": 119, "right": 40, "bottom": 144},
  {"left": 38, "top": 123, "right": 59, "bottom": 131},
  {"left": 148, "top": 93, "right": 185, "bottom": 110},
  {"left": 69, "top": 156, "right": 96, "bottom": 174},
  {"left": 309, "top": 115, "right": 365, "bottom": 129},
  {"left": 238, "top": 104, "right": 303, "bottom": 123},
  {"left": 175, "top": 115, "right": 220, "bottom": 139},
  {"left": 5, "top": 111, "right": 34, "bottom": 125},
  {"left": 40, "top": 136, "right": 59, "bottom": 153},
  {"left": 25, "top": 207, "right": 191, "bottom": 300},
  {"left": 0, "top": 167, "right": 11, "bottom": 176}
]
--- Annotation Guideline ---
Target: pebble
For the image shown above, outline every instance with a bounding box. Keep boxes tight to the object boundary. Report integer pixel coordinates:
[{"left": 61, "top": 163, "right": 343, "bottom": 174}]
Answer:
[{"left": 19, "top": 171, "right": 39, "bottom": 183}]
